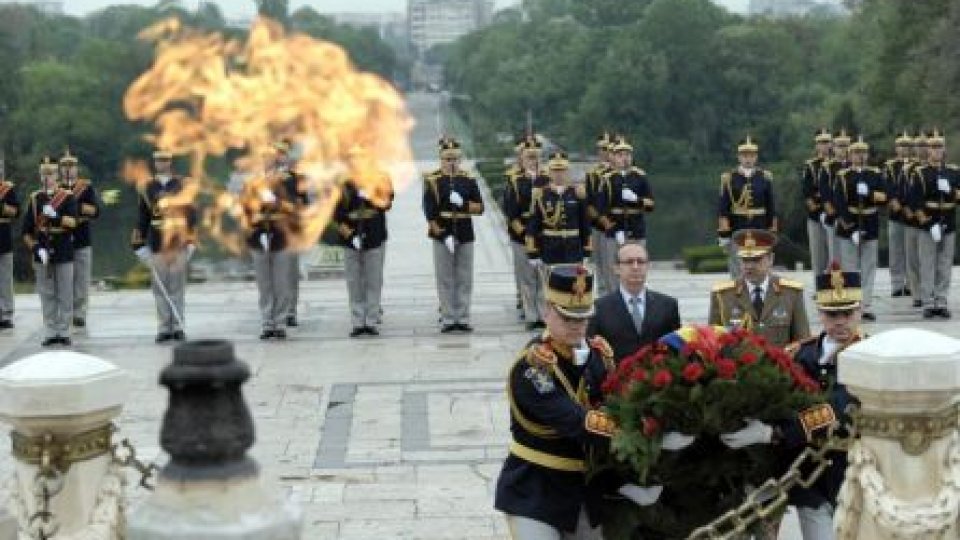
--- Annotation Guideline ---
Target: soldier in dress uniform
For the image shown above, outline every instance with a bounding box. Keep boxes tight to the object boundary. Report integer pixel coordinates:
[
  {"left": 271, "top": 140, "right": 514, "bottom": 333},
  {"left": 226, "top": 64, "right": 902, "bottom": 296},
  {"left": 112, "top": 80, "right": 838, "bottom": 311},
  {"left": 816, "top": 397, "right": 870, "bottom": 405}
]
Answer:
[
  {"left": 802, "top": 129, "right": 833, "bottom": 276},
  {"left": 717, "top": 137, "right": 778, "bottom": 279},
  {"left": 883, "top": 131, "right": 913, "bottom": 298},
  {"left": 332, "top": 148, "right": 394, "bottom": 337},
  {"left": 240, "top": 147, "right": 303, "bottom": 340},
  {"left": 422, "top": 138, "right": 485, "bottom": 333},
  {"left": 131, "top": 150, "right": 198, "bottom": 343},
  {"left": 494, "top": 265, "right": 661, "bottom": 539},
  {"left": 271, "top": 141, "right": 308, "bottom": 328},
  {"left": 505, "top": 135, "right": 528, "bottom": 317},
  {"left": 505, "top": 136, "right": 549, "bottom": 327},
  {"left": 58, "top": 150, "right": 101, "bottom": 328},
  {"left": 594, "top": 136, "right": 654, "bottom": 286},
  {"left": 720, "top": 264, "right": 864, "bottom": 540},
  {"left": 902, "top": 131, "right": 929, "bottom": 309},
  {"left": 708, "top": 229, "right": 809, "bottom": 348},
  {"left": 23, "top": 156, "right": 77, "bottom": 346},
  {"left": 0, "top": 155, "right": 19, "bottom": 329},
  {"left": 586, "top": 132, "right": 613, "bottom": 296},
  {"left": 833, "top": 136, "right": 885, "bottom": 321},
  {"left": 908, "top": 130, "right": 959, "bottom": 319},
  {"left": 818, "top": 130, "right": 852, "bottom": 265}
]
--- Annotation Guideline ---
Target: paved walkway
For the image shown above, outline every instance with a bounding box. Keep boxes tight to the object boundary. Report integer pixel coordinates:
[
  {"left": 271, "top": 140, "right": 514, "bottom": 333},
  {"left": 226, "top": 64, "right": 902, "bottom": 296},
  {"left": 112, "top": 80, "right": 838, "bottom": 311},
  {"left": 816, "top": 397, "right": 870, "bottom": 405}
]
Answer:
[{"left": 0, "top": 93, "right": 957, "bottom": 538}]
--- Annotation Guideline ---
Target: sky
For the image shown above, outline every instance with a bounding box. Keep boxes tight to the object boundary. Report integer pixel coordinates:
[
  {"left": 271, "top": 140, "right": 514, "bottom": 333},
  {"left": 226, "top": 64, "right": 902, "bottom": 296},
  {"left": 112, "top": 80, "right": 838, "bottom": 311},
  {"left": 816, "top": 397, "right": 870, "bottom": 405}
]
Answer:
[{"left": 60, "top": 0, "right": 753, "bottom": 18}]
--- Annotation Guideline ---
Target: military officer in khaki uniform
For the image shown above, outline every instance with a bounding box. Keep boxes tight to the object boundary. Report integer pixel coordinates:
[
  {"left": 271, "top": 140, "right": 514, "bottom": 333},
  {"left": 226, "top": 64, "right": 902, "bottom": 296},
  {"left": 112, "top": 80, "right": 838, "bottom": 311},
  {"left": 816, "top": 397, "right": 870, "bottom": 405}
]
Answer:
[{"left": 708, "top": 229, "right": 810, "bottom": 348}]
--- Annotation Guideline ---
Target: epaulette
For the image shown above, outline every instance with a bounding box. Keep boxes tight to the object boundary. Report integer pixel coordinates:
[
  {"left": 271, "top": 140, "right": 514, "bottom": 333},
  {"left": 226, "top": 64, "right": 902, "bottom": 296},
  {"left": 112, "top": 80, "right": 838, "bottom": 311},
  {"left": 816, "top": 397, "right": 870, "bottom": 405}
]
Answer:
[
  {"left": 712, "top": 280, "right": 736, "bottom": 293},
  {"left": 587, "top": 336, "right": 615, "bottom": 371},
  {"left": 777, "top": 277, "right": 804, "bottom": 290},
  {"left": 784, "top": 335, "right": 817, "bottom": 357},
  {"left": 601, "top": 169, "right": 616, "bottom": 180},
  {"left": 423, "top": 169, "right": 441, "bottom": 181},
  {"left": 629, "top": 166, "right": 647, "bottom": 176},
  {"left": 762, "top": 169, "right": 773, "bottom": 180},
  {"left": 584, "top": 410, "right": 618, "bottom": 437},
  {"left": 524, "top": 343, "right": 557, "bottom": 368},
  {"left": 867, "top": 166, "right": 881, "bottom": 174},
  {"left": 574, "top": 184, "right": 587, "bottom": 199},
  {"left": 455, "top": 168, "right": 476, "bottom": 179},
  {"left": 947, "top": 164, "right": 960, "bottom": 171},
  {"left": 720, "top": 171, "right": 732, "bottom": 184}
]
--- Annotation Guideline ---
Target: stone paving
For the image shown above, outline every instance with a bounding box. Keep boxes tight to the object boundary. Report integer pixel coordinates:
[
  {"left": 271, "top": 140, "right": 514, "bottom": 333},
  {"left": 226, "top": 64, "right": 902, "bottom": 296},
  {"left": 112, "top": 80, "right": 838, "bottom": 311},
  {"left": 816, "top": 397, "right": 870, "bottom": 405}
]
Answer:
[{"left": 0, "top": 93, "right": 958, "bottom": 538}]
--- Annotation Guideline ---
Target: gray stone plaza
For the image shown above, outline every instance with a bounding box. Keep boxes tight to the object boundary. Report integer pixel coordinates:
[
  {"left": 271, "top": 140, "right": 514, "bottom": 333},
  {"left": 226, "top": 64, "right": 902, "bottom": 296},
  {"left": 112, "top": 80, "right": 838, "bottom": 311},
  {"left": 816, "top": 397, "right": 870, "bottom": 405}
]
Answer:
[{"left": 0, "top": 93, "right": 957, "bottom": 539}]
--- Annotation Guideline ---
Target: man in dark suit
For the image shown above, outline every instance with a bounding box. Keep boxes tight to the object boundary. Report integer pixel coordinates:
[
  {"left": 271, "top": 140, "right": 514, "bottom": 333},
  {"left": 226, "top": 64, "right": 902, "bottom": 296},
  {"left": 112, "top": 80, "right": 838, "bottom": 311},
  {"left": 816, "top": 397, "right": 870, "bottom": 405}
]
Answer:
[{"left": 587, "top": 242, "right": 681, "bottom": 361}]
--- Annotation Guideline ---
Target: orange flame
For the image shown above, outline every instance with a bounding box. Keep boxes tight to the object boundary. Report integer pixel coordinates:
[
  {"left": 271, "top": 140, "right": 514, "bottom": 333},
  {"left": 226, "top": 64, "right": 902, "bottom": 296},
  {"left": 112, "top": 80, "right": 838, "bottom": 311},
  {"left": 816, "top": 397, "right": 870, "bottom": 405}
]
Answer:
[{"left": 123, "top": 17, "right": 414, "bottom": 253}]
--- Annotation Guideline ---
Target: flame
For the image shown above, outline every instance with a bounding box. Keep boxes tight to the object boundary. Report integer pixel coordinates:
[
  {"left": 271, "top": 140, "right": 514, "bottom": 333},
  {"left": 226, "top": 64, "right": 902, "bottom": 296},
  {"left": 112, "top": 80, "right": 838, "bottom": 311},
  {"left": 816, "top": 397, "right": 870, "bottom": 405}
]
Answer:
[{"left": 123, "top": 17, "right": 414, "bottom": 253}]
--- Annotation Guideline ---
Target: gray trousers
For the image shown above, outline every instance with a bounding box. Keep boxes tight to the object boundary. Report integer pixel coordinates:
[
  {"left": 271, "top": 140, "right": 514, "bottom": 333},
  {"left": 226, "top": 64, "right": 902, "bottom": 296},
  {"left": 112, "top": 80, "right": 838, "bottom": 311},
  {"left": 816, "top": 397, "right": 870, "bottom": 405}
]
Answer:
[
  {"left": 35, "top": 262, "right": 73, "bottom": 339},
  {"left": 505, "top": 508, "right": 602, "bottom": 540},
  {"left": 287, "top": 251, "right": 300, "bottom": 318},
  {"left": 432, "top": 240, "right": 474, "bottom": 325},
  {"left": 797, "top": 503, "right": 834, "bottom": 540},
  {"left": 150, "top": 251, "right": 187, "bottom": 333},
  {"left": 591, "top": 230, "right": 611, "bottom": 296},
  {"left": 252, "top": 249, "right": 293, "bottom": 331},
  {"left": 512, "top": 242, "right": 542, "bottom": 322},
  {"left": 918, "top": 230, "right": 955, "bottom": 308},
  {"left": 825, "top": 225, "right": 841, "bottom": 268},
  {"left": 887, "top": 221, "right": 907, "bottom": 290},
  {"left": 904, "top": 226, "right": 922, "bottom": 301},
  {"left": 838, "top": 238, "right": 877, "bottom": 310},
  {"left": 806, "top": 220, "right": 829, "bottom": 275},
  {"left": 73, "top": 246, "right": 91, "bottom": 320},
  {"left": 343, "top": 245, "right": 385, "bottom": 328},
  {"left": 0, "top": 252, "right": 13, "bottom": 321}
]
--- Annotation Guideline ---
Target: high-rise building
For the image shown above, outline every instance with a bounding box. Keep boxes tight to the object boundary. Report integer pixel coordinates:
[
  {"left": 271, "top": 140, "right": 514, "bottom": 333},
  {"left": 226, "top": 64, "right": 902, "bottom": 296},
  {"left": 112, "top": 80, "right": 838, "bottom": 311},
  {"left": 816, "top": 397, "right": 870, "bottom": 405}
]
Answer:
[{"left": 408, "top": 0, "right": 495, "bottom": 56}]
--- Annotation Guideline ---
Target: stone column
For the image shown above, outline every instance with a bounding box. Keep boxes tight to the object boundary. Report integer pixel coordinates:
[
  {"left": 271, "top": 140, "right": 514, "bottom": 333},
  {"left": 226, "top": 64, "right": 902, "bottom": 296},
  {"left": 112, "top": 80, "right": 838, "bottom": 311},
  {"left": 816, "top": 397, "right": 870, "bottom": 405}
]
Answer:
[
  {"left": 127, "top": 340, "right": 301, "bottom": 539},
  {"left": 0, "top": 351, "right": 130, "bottom": 539},
  {"left": 835, "top": 328, "right": 960, "bottom": 539}
]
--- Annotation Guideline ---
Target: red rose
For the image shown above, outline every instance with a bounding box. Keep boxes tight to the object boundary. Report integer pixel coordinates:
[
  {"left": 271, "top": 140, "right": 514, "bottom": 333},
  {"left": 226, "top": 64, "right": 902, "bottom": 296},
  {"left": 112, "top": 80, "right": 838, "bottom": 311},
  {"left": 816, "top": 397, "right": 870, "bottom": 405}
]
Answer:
[
  {"left": 715, "top": 358, "right": 737, "bottom": 379},
  {"left": 632, "top": 369, "right": 649, "bottom": 383},
  {"left": 651, "top": 353, "right": 667, "bottom": 365},
  {"left": 740, "top": 352, "right": 758, "bottom": 366},
  {"left": 682, "top": 362, "right": 705, "bottom": 382},
  {"left": 601, "top": 374, "right": 618, "bottom": 394},
  {"left": 642, "top": 416, "right": 661, "bottom": 437},
  {"left": 652, "top": 369, "right": 673, "bottom": 388}
]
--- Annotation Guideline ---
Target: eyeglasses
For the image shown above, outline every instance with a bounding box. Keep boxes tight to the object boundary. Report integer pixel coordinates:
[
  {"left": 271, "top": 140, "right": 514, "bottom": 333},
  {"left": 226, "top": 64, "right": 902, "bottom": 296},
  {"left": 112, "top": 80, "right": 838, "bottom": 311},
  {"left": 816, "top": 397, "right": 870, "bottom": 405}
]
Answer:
[{"left": 618, "top": 257, "right": 648, "bottom": 266}]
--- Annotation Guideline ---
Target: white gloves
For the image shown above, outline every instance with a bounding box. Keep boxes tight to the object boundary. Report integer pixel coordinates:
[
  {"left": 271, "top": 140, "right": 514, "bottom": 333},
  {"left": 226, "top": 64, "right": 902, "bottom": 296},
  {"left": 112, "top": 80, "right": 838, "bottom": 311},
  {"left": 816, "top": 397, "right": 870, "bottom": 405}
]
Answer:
[
  {"left": 720, "top": 419, "right": 773, "bottom": 449},
  {"left": 135, "top": 246, "right": 151, "bottom": 261},
  {"left": 358, "top": 189, "right": 369, "bottom": 201},
  {"left": 938, "top": 177, "right": 951, "bottom": 194},
  {"left": 661, "top": 432, "right": 696, "bottom": 451},
  {"left": 443, "top": 235, "right": 456, "bottom": 254},
  {"left": 351, "top": 235, "right": 362, "bottom": 250},
  {"left": 856, "top": 182, "right": 868, "bottom": 197},
  {"left": 621, "top": 188, "right": 639, "bottom": 203},
  {"left": 42, "top": 204, "right": 57, "bottom": 218},
  {"left": 528, "top": 258, "right": 541, "bottom": 268},
  {"left": 819, "top": 212, "right": 828, "bottom": 227},
  {"left": 615, "top": 231, "right": 626, "bottom": 245},
  {"left": 186, "top": 243, "right": 196, "bottom": 260},
  {"left": 932, "top": 223, "right": 943, "bottom": 243},
  {"left": 259, "top": 233, "right": 271, "bottom": 251},
  {"left": 37, "top": 248, "right": 49, "bottom": 266},
  {"left": 851, "top": 230, "right": 861, "bottom": 246},
  {"left": 718, "top": 236, "right": 730, "bottom": 248},
  {"left": 618, "top": 484, "right": 663, "bottom": 506},
  {"left": 449, "top": 191, "right": 464, "bottom": 208},
  {"left": 259, "top": 188, "right": 277, "bottom": 204}
]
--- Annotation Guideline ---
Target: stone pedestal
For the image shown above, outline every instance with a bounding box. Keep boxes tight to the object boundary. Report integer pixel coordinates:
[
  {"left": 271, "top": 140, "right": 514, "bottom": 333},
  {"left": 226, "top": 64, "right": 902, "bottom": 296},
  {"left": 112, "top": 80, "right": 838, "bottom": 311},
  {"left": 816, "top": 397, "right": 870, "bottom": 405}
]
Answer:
[
  {"left": 835, "top": 328, "right": 960, "bottom": 540},
  {"left": 0, "top": 351, "right": 130, "bottom": 539},
  {"left": 127, "top": 340, "right": 301, "bottom": 539}
]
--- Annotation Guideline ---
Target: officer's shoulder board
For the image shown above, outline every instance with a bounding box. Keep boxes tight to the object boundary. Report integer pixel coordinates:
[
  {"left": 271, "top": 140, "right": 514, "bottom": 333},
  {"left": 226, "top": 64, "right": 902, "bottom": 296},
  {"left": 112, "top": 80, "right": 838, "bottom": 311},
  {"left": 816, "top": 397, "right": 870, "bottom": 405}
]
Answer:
[
  {"left": 422, "top": 169, "right": 441, "bottom": 182},
  {"left": 777, "top": 277, "right": 804, "bottom": 291},
  {"left": 629, "top": 166, "right": 647, "bottom": 176},
  {"left": 601, "top": 169, "right": 616, "bottom": 180},
  {"left": 712, "top": 280, "right": 736, "bottom": 293},
  {"left": 867, "top": 166, "right": 882, "bottom": 174},
  {"left": 946, "top": 164, "right": 960, "bottom": 172},
  {"left": 762, "top": 169, "right": 773, "bottom": 180},
  {"left": 588, "top": 335, "right": 616, "bottom": 371},
  {"left": 523, "top": 342, "right": 557, "bottom": 368}
]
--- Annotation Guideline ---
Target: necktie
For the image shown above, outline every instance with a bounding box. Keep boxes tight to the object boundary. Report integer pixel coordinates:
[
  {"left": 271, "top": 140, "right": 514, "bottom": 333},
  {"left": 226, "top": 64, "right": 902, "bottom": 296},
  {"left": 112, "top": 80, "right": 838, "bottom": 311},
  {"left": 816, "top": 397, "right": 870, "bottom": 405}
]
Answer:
[
  {"left": 629, "top": 296, "right": 644, "bottom": 332},
  {"left": 752, "top": 286, "right": 764, "bottom": 317}
]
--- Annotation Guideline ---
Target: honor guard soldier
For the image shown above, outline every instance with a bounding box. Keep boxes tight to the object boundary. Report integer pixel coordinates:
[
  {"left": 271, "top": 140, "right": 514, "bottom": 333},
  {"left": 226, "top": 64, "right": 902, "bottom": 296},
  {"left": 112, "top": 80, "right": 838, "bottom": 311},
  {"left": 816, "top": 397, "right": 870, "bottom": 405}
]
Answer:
[
  {"left": 884, "top": 131, "right": 913, "bottom": 298},
  {"left": 494, "top": 265, "right": 662, "bottom": 539},
  {"left": 422, "top": 137, "right": 484, "bottom": 333},
  {"left": 720, "top": 264, "right": 864, "bottom": 539},
  {"left": 505, "top": 135, "right": 527, "bottom": 317},
  {"left": 908, "top": 130, "right": 959, "bottom": 319},
  {"left": 818, "top": 130, "right": 852, "bottom": 264},
  {"left": 59, "top": 150, "right": 100, "bottom": 328},
  {"left": 708, "top": 229, "right": 810, "bottom": 347},
  {"left": 332, "top": 148, "right": 394, "bottom": 338},
  {"left": 23, "top": 156, "right": 78, "bottom": 346},
  {"left": 504, "top": 136, "right": 549, "bottom": 327},
  {"left": 586, "top": 132, "right": 613, "bottom": 295},
  {"left": 902, "top": 130, "right": 929, "bottom": 309},
  {"left": 833, "top": 136, "right": 885, "bottom": 321},
  {"left": 270, "top": 141, "right": 308, "bottom": 328},
  {"left": 240, "top": 149, "right": 302, "bottom": 341},
  {"left": 717, "top": 136, "right": 778, "bottom": 278},
  {"left": 0, "top": 155, "right": 19, "bottom": 329},
  {"left": 595, "top": 136, "right": 654, "bottom": 287},
  {"left": 131, "top": 150, "right": 198, "bottom": 343},
  {"left": 802, "top": 129, "right": 833, "bottom": 276}
]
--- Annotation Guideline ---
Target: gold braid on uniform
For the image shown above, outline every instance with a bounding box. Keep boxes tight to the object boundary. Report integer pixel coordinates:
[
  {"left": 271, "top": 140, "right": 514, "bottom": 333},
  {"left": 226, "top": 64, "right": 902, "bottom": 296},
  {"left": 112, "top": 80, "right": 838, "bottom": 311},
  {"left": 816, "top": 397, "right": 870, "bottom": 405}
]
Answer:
[{"left": 588, "top": 336, "right": 616, "bottom": 372}]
